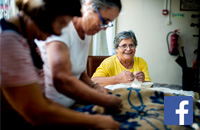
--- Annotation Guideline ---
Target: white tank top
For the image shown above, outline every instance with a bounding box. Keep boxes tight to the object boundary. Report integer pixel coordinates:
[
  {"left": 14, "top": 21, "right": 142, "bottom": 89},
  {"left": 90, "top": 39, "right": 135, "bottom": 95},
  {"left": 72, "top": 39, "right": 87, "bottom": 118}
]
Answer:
[{"left": 35, "top": 21, "right": 91, "bottom": 107}]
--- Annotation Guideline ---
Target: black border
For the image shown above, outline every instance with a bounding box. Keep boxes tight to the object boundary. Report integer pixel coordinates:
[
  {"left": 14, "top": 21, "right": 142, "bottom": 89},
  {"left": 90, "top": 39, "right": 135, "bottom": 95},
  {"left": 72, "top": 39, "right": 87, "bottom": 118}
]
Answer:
[{"left": 180, "top": 0, "right": 200, "bottom": 11}]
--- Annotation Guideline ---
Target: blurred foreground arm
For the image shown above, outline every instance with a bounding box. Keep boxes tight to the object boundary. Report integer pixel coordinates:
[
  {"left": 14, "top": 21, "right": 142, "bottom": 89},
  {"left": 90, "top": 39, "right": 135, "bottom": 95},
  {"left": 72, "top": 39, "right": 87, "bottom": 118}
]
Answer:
[{"left": 2, "top": 83, "right": 120, "bottom": 129}]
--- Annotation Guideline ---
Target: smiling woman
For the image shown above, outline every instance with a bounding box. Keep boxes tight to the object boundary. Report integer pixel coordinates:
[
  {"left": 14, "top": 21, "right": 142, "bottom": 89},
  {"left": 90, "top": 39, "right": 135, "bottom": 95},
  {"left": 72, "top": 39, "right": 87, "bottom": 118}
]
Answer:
[{"left": 91, "top": 30, "right": 151, "bottom": 86}]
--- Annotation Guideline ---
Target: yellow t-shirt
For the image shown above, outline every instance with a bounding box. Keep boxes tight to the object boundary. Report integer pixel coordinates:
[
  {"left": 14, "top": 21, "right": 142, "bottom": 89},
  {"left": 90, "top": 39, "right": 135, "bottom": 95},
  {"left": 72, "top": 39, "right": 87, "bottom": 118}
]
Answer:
[{"left": 92, "top": 55, "right": 151, "bottom": 81}]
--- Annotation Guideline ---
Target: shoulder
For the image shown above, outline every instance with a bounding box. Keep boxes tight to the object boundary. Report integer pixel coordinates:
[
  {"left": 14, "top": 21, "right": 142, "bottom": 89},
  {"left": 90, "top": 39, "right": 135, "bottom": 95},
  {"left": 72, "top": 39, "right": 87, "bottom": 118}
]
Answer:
[
  {"left": 40, "top": 22, "right": 74, "bottom": 46},
  {"left": 99, "top": 55, "right": 117, "bottom": 69},
  {"left": 1, "top": 31, "right": 28, "bottom": 49},
  {"left": 1, "top": 30, "right": 24, "bottom": 40},
  {"left": 102, "top": 55, "right": 116, "bottom": 64},
  {"left": 46, "top": 34, "right": 68, "bottom": 45},
  {"left": 47, "top": 40, "right": 69, "bottom": 52},
  {"left": 134, "top": 56, "right": 148, "bottom": 67},
  {"left": 134, "top": 56, "right": 146, "bottom": 62},
  {"left": 1, "top": 32, "right": 30, "bottom": 58}
]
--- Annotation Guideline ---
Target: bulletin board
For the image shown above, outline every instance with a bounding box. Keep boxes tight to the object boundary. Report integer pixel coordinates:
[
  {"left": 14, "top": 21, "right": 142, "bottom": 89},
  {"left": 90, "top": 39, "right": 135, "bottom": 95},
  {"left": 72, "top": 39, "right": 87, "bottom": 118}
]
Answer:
[{"left": 180, "top": 0, "right": 200, "bottom": 11}]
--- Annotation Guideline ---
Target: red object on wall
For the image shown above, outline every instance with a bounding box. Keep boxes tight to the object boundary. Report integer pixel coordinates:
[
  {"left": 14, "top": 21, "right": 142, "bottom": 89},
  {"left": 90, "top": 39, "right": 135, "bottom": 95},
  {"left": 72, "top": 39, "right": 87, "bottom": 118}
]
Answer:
[
  {"left": 170, "top": 30, "right": 179, "bottom": 54},
  {"left": 162, "top": 9, "right": 168, "bottom": 15},
  {"left": 167, "top": 30, "right": 180, "bottom": 56}
]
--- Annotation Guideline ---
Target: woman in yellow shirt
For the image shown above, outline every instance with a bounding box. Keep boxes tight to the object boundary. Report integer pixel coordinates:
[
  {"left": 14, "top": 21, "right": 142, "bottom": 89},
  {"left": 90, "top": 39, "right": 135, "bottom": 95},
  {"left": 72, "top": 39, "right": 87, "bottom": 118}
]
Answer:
[{"left": 92, "top": 30, "right": 151, "bottom": 86}]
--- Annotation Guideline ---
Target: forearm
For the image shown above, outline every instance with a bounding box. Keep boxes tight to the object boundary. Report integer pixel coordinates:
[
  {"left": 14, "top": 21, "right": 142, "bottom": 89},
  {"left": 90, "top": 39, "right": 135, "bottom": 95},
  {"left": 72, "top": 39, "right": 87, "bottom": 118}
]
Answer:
[
  {"left": 79, "top": 71, "right": 94, "bottom": 87},
  {"left": 43, "top": 105, "right": 120, "bottom": 129},
  {"left": 37, "top": 102, "right": 100, "bottom": 127},
  {"left": 1, "top": 84, "right": 101, "bottom": 128},
  {"left": 91, "top": 76, "right": 121, "bottom": 86},
  {"left": 54, "top": 74, "right": 113, "bottom": 107}
]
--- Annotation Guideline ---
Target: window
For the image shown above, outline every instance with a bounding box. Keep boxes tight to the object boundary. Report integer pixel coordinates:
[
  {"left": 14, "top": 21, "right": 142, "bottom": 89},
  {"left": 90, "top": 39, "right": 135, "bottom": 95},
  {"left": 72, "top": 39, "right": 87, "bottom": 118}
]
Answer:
[
  {"left": 0, "top": 0, "right": 16, "bottom": 19},
  {"left": 91, "top": 20, "right": 116, "bottom": 56}
]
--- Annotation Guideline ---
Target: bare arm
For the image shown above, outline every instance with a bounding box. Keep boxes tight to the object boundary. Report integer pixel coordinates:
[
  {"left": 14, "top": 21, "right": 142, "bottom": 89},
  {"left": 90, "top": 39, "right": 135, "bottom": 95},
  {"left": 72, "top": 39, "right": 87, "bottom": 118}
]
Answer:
[
  {"left": 2, "top": 83, "right": 121, "bottom": 129},
  {"left": 92, "top": 76, "right": 122, "bottom": 86},
  {"left": 80, "top": 71, "right": 109, "bottom": 93},
  {"left": 46, "top": 41, "right": 122, "bottom": 109},
  {"left": 79, "top": 71, "right": 94, "bottom": 87},
  {"left": 92, "top": 70, "right": 135, "bottom": 86}
]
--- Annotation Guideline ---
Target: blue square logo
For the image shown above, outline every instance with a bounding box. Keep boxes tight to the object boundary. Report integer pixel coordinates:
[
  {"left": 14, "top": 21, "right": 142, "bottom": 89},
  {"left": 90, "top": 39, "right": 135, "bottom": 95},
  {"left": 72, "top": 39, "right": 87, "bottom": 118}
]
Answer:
[{"left": 164, "top": 96, "right": 193, "bottom": 125}]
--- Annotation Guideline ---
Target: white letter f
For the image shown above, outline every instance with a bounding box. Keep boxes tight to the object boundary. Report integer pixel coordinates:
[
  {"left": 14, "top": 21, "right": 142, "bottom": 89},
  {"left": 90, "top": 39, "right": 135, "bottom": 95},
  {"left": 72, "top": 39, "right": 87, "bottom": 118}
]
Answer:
[{"left": 175, "top": 100, "right": 189, "bottom": 125}]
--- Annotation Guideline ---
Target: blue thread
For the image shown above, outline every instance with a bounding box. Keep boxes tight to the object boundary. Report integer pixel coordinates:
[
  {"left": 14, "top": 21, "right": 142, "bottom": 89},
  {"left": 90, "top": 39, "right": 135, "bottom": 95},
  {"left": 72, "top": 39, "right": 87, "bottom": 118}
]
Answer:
[
  {"left": 112, "top": 112, "right": 139, "bottom": 122},
  {"left": 120, "top": 120, "right": 141, "bottom": 130},
  {"left": 143, "top": 118, "right": 159, "bottom": 130},
  {"left": 127, "top": 88, "right": 146, "bottom": 111},
  {"left": 150, "top": 91, "right": 164, "bottom": 104}
]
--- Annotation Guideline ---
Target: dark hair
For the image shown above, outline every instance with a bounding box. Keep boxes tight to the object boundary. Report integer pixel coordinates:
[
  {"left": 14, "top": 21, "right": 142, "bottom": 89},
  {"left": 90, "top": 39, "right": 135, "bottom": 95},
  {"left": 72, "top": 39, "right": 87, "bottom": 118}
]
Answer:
[
  {"left": 16, "top": 0, "right": 82, "bottom": 34},
  {"left": 114, "top": 30, "right": 138, "bottom": 48}
]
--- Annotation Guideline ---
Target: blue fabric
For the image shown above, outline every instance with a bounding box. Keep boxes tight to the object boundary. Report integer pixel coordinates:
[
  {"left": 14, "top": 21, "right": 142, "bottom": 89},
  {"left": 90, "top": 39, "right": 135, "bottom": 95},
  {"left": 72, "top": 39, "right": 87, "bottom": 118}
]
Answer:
[{"left": 72, "top": 88, "right": 200, "bottom": 130}]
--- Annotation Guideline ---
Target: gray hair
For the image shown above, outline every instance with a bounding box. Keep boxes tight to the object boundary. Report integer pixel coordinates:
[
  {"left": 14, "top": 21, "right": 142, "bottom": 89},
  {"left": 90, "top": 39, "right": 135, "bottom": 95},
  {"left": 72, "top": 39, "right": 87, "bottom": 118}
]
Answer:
[
  {"left": 81, "top": 0, "right": 122, "bottom": 11},
  {"left": 114, "top": 30, "right": 138, "bottom": 48}
]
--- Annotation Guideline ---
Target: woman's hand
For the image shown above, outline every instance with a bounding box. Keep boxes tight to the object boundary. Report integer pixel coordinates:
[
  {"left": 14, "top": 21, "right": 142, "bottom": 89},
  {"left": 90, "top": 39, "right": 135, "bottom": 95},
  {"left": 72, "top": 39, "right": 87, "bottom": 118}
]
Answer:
[
  {"left": 103, "top": 94, "right": 122, "bottom": 114},
  {"left": 117, "top": 70, "right": 135, "bottom": 83},
  {"left": 93, "top": 84, "right": 122, "bottom": 113},
  {"left": 93, "top": 84, "right": 109, "bottom": 94},
  {"left": 92, "top": 115, "right": 121, "bottom": 130},
  {"left": 134, "top": 71, "right": 145, "bottom": 82}
]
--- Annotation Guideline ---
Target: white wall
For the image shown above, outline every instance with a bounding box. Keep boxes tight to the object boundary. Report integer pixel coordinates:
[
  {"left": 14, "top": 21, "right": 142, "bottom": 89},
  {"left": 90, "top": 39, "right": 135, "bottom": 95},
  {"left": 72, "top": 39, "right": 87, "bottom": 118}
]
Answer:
[{"left": 117, "top": 0, "right": 199, "bottom": 85}]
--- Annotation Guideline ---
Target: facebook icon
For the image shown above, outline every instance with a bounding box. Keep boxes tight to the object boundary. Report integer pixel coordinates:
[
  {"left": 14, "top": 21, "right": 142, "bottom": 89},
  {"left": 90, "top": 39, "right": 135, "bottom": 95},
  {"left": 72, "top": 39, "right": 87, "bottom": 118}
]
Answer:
[{"left": 164, "top": 96, "right": 193, "bottom": 125}]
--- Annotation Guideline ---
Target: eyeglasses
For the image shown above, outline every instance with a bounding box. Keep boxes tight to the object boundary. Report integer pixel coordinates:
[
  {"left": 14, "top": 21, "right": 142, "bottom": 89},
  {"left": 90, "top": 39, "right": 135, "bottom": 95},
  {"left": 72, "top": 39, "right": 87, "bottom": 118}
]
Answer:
[
  {"left": 93, "top": 5, "right": 113, "bottom": 28},
  {"left": 118, "top": 44, "right": 136, "bottom": 50}
]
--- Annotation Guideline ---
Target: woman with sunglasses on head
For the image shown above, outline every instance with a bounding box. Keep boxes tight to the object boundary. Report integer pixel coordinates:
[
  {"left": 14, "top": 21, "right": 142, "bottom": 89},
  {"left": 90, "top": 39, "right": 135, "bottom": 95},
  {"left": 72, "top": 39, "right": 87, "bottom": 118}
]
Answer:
[
  {"left": 0, "top": 0, "right": 120, "bottom": 130},
  {"left": 91, "top": 30, "right": 151, "bottom": 86},
  {"left": 35, "top": 0, "right": 122, "bottom": 112}
]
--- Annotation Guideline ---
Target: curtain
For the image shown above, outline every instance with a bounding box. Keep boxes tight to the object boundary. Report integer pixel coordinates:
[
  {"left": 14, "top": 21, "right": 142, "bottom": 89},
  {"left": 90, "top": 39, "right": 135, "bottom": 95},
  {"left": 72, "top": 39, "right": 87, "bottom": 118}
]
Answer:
[
  {"left": 91, "top": 30, "right": 109, "bottom": 55},
  {"left": 89, "top": 20, "right": 117, "bottom": 56}
]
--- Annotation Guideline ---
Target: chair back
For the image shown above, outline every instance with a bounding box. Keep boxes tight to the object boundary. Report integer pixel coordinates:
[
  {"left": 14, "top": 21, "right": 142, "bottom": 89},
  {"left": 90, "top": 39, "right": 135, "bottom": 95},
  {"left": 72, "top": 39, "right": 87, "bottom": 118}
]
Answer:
[{"left": 87, "top": 55, "right": 110, "bottom": 78}]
